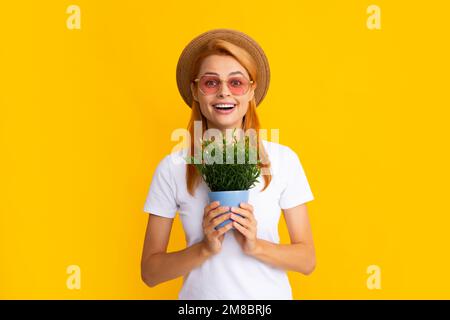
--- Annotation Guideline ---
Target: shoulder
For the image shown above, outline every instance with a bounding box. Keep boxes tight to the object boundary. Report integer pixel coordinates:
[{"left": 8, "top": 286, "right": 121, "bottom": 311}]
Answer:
[
  {"left": 261, "top": 140, "right": 304, "bottom": 178},
  {"left": 261, "top": 139, "right": 298, "bottom": 161},
  {"left": 154, "top": 147, "right": 188, "bottom": 177}
]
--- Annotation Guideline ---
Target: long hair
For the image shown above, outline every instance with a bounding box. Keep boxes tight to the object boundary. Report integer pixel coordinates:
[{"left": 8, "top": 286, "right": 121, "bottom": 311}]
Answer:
[{"left": 186, "top": 39, "right": 272, "bottom": 196}]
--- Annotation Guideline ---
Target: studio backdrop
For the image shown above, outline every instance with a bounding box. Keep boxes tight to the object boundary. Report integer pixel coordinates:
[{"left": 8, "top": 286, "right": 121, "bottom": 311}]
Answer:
[{"left": 1, "top": 0, "right": 449, "bottom": 299}]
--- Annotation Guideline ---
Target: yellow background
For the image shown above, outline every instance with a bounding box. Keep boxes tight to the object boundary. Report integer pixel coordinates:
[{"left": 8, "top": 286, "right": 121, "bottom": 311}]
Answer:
[{"left": 1, "top": 0, "right": 449, "bottom": 299}]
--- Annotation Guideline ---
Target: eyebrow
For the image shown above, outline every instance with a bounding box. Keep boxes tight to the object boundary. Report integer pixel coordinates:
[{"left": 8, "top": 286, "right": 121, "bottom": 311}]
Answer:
[{"left": 203, "top": 71, "right": 245, "bottom": 76}]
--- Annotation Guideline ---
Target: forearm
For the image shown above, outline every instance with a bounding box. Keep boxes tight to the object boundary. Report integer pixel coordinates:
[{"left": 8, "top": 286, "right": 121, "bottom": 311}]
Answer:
[
  {"left": 250, "top": 239, "right": 316, "bottom": 275},
  {"left": 141, "top": 241, "right": 211, "bottom": 287}
]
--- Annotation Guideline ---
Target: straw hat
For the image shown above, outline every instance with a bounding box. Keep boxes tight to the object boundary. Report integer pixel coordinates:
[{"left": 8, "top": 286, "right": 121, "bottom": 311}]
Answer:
[{"left": 176, "top": 28, "right": 270, "bottom": 108}]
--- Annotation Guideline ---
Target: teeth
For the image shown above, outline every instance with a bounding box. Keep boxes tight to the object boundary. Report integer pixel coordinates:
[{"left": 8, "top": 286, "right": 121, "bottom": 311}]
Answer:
[{"left": 213, "top": 104, "right": 235, "bottom": 109}]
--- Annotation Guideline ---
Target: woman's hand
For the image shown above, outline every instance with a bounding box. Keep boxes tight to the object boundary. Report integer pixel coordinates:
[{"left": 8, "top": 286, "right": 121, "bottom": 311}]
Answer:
[
  {"left": 231, "top": 203, "right": 259, "bottom": 255},
  {"left": 201, "top": 201, "right": 234, "bottom": 256}
]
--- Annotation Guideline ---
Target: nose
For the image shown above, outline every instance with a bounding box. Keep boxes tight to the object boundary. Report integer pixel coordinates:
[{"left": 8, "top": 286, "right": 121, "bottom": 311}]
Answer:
[{"left": 217, "top": 81, "right": 231, "bottom": 97}]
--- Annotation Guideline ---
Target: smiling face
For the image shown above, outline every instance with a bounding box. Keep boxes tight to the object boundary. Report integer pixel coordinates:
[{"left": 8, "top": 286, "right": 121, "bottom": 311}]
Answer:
[{"left": 190, "top": 54, "right": 256, "bottom": 132}]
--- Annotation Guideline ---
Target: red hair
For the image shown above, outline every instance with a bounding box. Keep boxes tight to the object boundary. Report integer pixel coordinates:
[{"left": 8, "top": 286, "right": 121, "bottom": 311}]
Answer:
[{"left": 186, "top": 39, "right": 272, "bottom": 196}]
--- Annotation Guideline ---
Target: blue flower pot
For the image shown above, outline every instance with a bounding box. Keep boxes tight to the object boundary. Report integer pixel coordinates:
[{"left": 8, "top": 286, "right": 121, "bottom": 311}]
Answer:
[{"left": 208, "top": 190, "right": 249, "bottom": 231}]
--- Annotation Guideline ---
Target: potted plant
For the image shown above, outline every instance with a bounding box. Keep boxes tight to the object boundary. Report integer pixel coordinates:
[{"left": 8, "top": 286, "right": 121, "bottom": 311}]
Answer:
[{"left": 188, "top": 131, "right": 261, "bottom": 230}]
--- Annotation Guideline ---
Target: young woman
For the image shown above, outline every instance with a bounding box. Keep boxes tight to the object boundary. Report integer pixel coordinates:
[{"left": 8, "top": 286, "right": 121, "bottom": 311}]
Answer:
[{"left": 141, "top": 29, "right": 316, "bottom": 300}]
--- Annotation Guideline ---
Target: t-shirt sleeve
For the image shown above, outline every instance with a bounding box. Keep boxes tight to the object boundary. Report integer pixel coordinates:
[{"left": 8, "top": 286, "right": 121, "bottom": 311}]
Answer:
[
  {"left": 279, "top": 146, "right": 315, "bottom": 209},
  {"left": 143, "top": 155, "right": 178, "bottom": 218}
]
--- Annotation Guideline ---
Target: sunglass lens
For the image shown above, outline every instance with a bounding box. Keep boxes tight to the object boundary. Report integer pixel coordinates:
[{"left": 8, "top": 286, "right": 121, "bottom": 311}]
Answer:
[
  {"left": 228, "top": 77, "right": 249, "bottom": 95},
  {"left": 199, "top": 76, "right": 220, "bottom": 94}
]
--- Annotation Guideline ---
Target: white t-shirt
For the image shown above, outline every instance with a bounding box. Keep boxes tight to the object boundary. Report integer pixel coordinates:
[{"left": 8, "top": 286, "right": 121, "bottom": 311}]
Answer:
[{"left": 143, "top": 140, "right": 314, "bottom": 300}]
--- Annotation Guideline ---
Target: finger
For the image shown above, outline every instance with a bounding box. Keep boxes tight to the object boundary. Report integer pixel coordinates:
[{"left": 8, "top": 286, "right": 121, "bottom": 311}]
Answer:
[
  {"left": 212, "top": 212, "right": 232, "bottom": 228},
  {"left": 206, "top": 213, "right": 231, "bottom": 235},
  {"left": 233, "top": 221, "right": 251, "bottom": 238},
  {"left": 204, "top": 207, "right": 224, "bottom": 230},
  {"left": 215, "top": 222, "right": 234, "bottom": 237},
  {"left": 207, "top": 206, "right": 230, "bottom": 224},
  {"left": 230, "top": 207, "right": 255, "bottom": 224},
  {"left": 204, "top": 201, "right": 220, "bottom": 215},
  {"left": 207, "top": 217, "right": 231, "bottom": 237},
  {"left": 205, "top": 201, "right": 220, "bottom": 213},
  {"left": 232, "top": 213, "right": 257, "bottom": 232},
  {"left": 230, "top": 206, "right": 250, "bottom": 218},
  {"left": 239, "top": 202, "right": 254, "bottom": 212},
  {"left": 207, "top": 206, "right": 230, "bottom": 222},
  {"left": 230, "top": 213, "right": 252, "bottom": 229}
]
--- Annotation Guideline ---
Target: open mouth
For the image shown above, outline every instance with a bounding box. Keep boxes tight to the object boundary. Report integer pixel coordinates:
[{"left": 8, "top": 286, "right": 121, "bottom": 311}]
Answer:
[{"left": 212, "top": 103, "right": 237, "bottom": 112}]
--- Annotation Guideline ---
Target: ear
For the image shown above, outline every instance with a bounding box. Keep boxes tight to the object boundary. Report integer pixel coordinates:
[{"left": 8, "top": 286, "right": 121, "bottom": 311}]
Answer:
[{"left": 191, "top": 82, "right": 199, "bottom": 102}]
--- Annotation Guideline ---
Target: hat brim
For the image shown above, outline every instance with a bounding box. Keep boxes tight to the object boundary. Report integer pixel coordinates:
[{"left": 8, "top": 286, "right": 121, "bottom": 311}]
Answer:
[{"left": 176, "top": 28, "right": 270, "bottom": 108}]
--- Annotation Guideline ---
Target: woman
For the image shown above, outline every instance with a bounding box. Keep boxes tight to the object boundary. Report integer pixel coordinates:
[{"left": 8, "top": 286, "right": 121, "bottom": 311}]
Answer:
[{"left": 141, "top": 29, "right": 316, "bottom": 300}]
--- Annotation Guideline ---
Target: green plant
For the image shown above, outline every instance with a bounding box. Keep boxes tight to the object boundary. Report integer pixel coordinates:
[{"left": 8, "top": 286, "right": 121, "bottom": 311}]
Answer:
[{"left": 187, "top": 133, "right": 261, "bottom": 192}]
